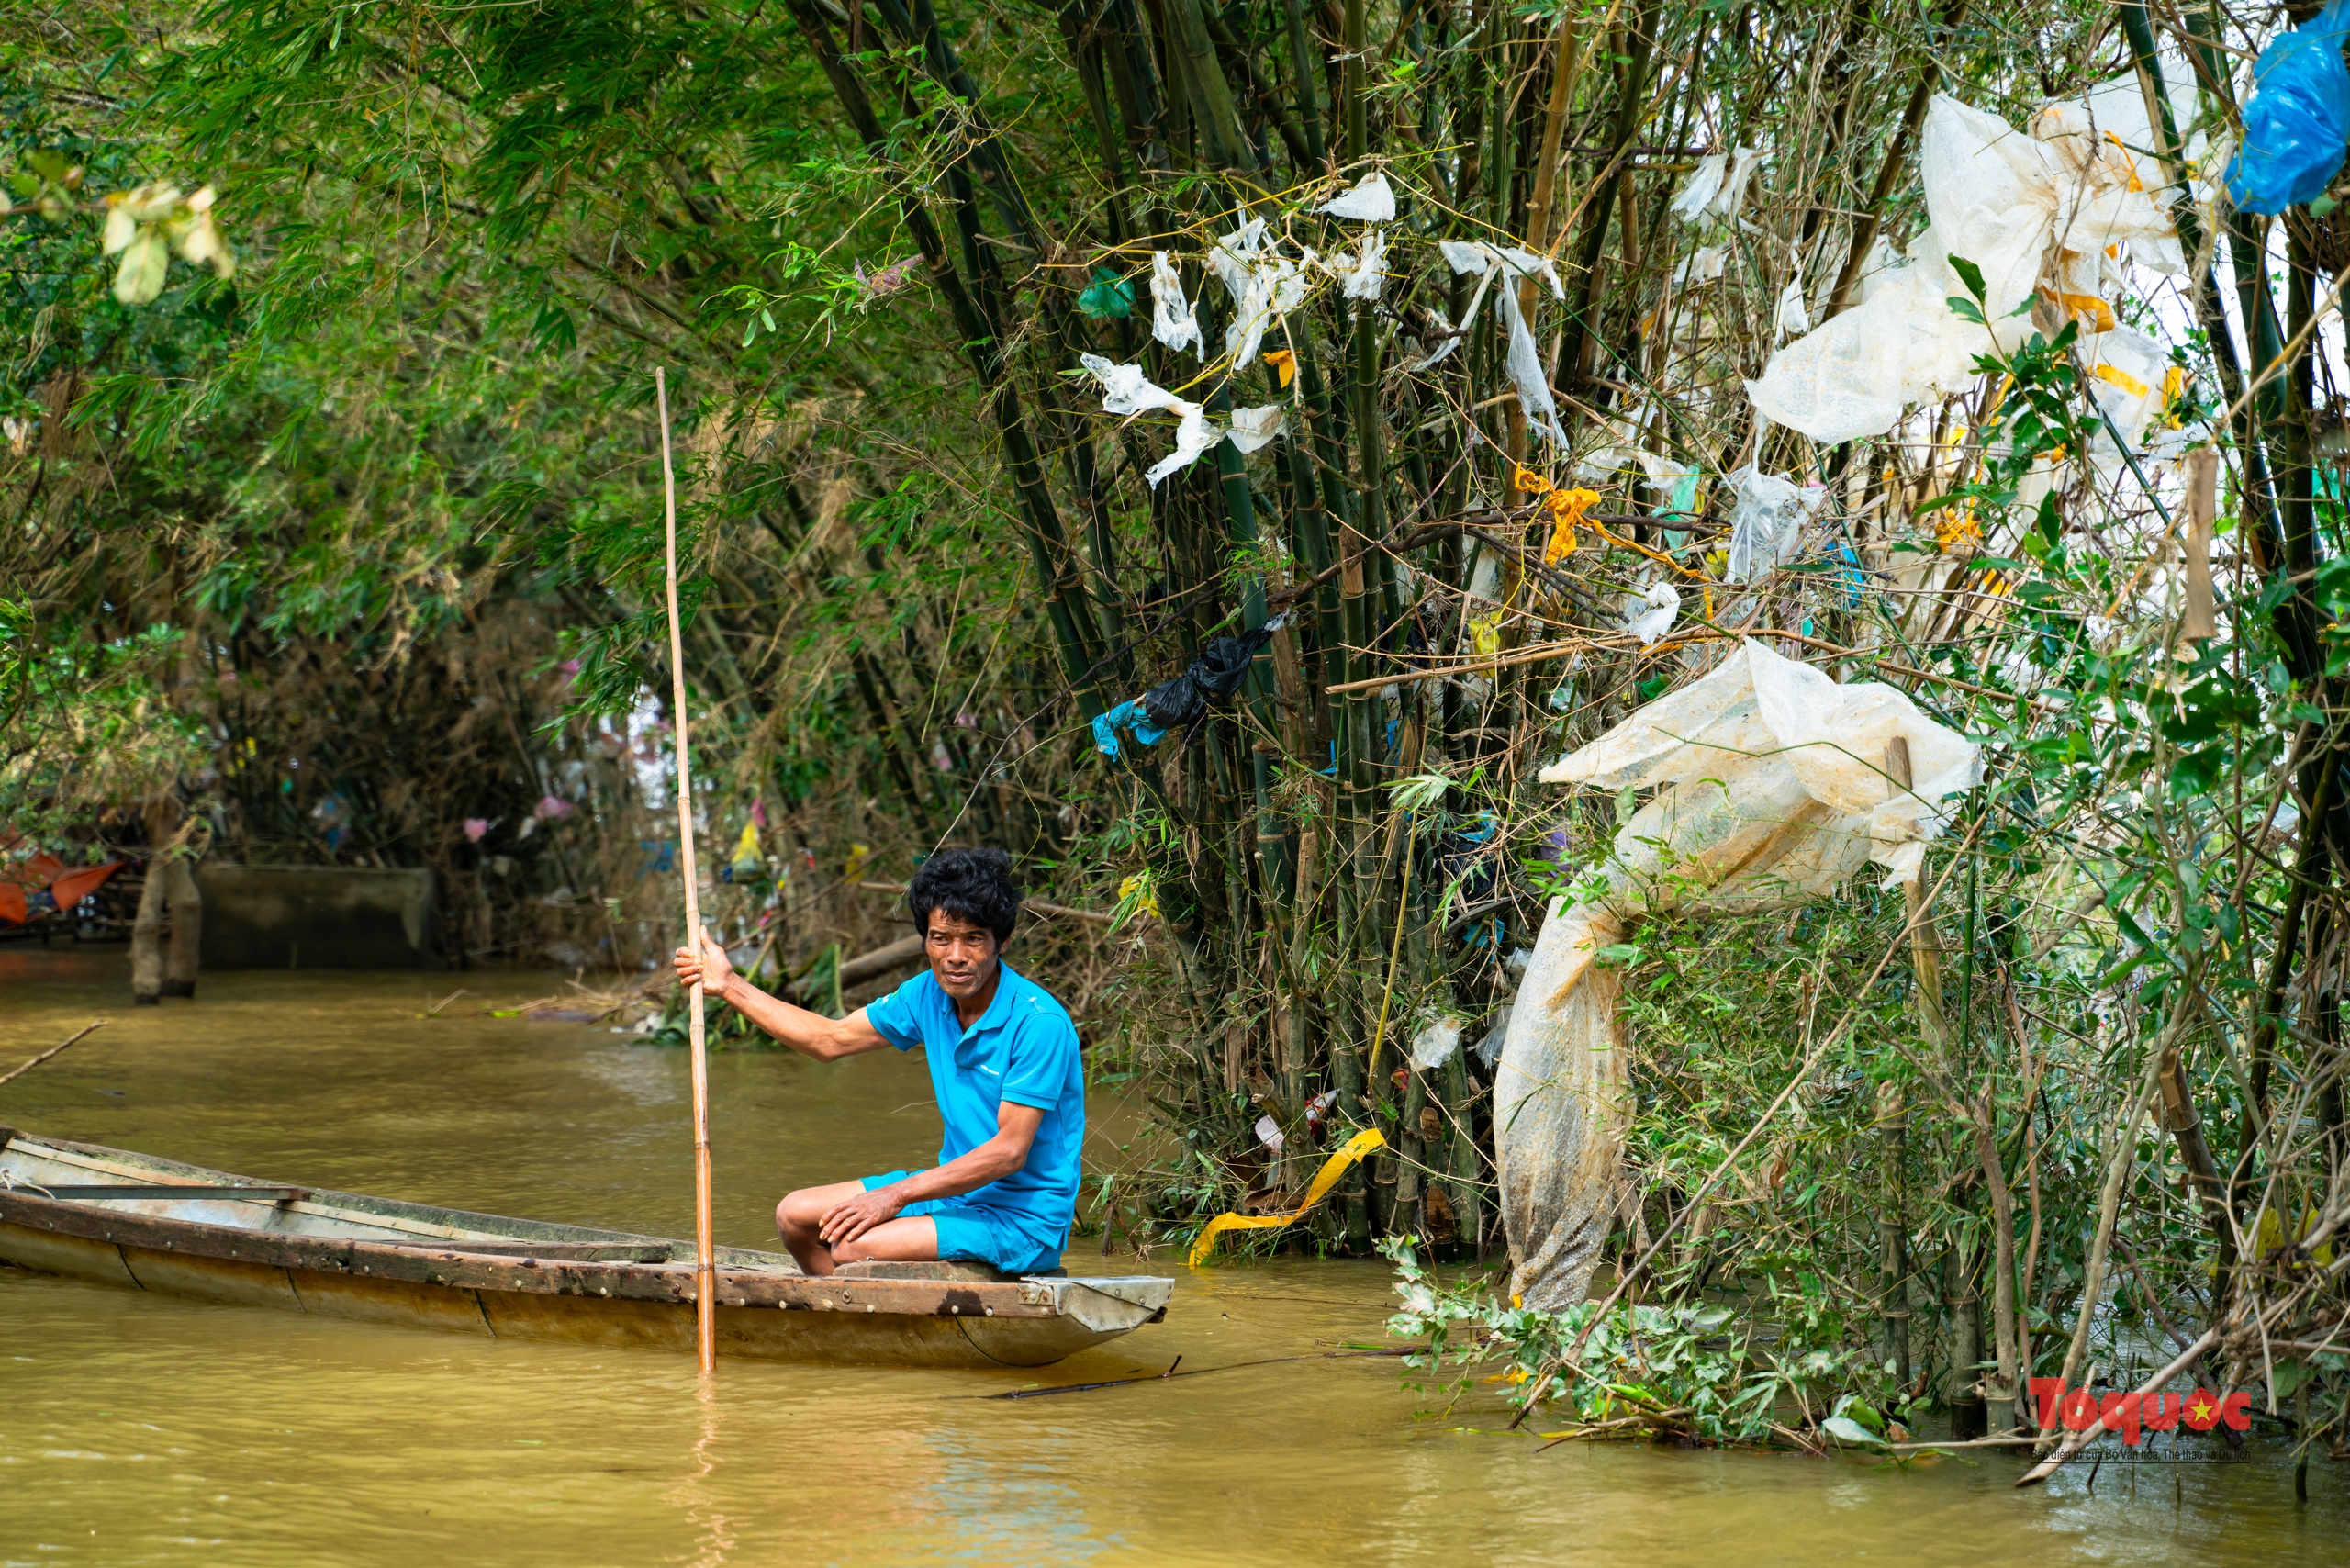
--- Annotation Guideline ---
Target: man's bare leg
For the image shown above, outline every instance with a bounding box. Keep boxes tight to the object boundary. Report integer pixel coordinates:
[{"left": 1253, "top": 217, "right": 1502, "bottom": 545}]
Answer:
[{"left": 778, "top": 1182, "right": 941, "bottom": 1275}]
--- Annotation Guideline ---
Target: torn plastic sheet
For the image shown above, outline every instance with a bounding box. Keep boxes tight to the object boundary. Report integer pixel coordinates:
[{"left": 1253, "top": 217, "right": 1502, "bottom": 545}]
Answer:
[
  {"left": 1672, "top": 245, "right": 1726, "bottom": 289},
  {"left": 1438, "top": 240, "right": 1568, "bottom": 445},
  {"left": 1748, "top": 85, "right": 2196, "bottom": 446},
  {"left": 1332, "top": 228, "right": 1386, "bottom": 301},
  {"left": 1775, "top": 257, "right": 1811, "bottom": 338},
  {"left": 1150, "top": 250, "right": 1203, "bottom": 357},
  {"left": 1668, "top": 146, "right": 1762, "bottom": 222},
  {"left": 1497, "top": 640, "right": 1981, "bottom": 1307},
  {"left": 1227, "top": 403, "right": 1287, "bottom": 454},
  {"left": 1208, "top": 217, "right": 1315, "bottom": 372},
  {"left": 1254, "top": 1114, "right": 1285, "bottom": 1154},
  {"left": 1319, "top": 169, "right": 1396, "bottom": 222},
  {"left": 1080, "top": 353, "right": 1218, "bottom": 487}
]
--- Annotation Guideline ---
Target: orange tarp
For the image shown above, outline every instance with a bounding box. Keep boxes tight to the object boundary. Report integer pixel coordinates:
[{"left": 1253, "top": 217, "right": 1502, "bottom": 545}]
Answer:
[{"left": 50, "top": 860, "right": 129, "bottom": 911}]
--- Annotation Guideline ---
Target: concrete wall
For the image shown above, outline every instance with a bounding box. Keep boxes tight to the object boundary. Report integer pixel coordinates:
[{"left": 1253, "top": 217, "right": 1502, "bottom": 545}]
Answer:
[{"left": 196, "top": 865, "right": 438, "bottom": 970}]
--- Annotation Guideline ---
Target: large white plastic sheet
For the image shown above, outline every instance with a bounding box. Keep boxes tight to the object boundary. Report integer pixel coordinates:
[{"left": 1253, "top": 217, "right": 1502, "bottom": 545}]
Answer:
[
  {"left": 1496, "top": 640, "right": 1981, "bottom": 1308},
  {"left": 1746, "top": 82, "right": 2199, "bottom": 447}
]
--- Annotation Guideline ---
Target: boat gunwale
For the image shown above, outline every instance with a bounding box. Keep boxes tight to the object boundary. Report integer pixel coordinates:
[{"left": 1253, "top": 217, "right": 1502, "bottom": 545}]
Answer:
[{"left": 0, "top": 1128, "right": 1169, "bottom": 1326}]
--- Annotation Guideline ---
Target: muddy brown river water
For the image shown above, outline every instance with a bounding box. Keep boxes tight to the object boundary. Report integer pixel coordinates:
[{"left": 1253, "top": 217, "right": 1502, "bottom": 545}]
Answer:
[{"left": 1, "top": 946, "right": 2339, "bottom": 1564}]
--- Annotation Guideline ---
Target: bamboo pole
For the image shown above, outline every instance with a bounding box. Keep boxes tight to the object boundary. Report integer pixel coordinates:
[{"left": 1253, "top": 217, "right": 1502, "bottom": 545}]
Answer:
[{"left": 656, "top": 365, "right": 718, "bottom": 1379}]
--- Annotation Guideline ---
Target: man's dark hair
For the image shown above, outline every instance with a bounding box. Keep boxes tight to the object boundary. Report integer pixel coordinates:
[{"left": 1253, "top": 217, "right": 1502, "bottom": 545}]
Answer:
[{"left": 906, "top": 846, "right": 1022, "bottom": 946}]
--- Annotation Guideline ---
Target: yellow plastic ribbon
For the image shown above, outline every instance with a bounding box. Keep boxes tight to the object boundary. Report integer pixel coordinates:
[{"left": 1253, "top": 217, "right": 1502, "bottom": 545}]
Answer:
[
  {"left": 2103, "top": 131, "right": 2145, "bottom": 192},
  {"left": 1469, "top": 613, "right": 1503, "bottom": 656},
  {"left": 1509, "top": 464, "right": 1599, "bottom": 564},
  {"left": 2039, "top": 288, "right": 2117, "bottom": 334},
  {"left": 2092, "top": 362, "right": 2151, "bottom": 398},
  {"left": 1189, "top": 1127, "right": 1387, "bottom": 1265}
]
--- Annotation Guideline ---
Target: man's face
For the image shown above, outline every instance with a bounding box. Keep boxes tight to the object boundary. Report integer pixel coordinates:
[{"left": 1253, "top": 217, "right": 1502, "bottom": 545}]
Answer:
[{"left": 923, "top": 909, "right": 1001, "bottom": 1000}]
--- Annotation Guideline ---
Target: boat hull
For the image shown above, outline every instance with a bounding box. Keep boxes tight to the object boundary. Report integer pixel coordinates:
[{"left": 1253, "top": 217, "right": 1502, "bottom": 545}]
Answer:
[{"left": 0, "top": 1128, "right": 1168, "bottom": 1369}]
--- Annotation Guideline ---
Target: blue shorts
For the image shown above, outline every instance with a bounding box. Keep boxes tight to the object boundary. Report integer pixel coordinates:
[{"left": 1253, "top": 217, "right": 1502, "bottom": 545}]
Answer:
[{"left": 859, "top": 1171, "right": 1066, "bottom": 1274}]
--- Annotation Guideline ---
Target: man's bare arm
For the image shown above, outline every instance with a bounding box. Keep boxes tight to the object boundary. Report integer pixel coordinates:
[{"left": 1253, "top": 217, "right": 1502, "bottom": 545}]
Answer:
[
  {"left": 819, "top": 1102, "right": 1045, "bottom": 1246},
  {"left": 673, "top": 933, "right": 890, "bottom": 1061}
]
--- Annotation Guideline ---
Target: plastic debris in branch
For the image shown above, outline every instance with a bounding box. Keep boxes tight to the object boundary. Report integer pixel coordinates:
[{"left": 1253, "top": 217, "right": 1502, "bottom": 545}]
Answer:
[
  {"left": 1208, "top": 217, "right": 1315, "bottom": 372},
  {"left": 1668, "top": 147, "right": 1762, "bottom": 223},
  {"left": 1091, "top": 616, "right": 1287, "bottom": 758},
  {"left": 1672, "top": 246, "right": 1727, "bottom": 289},
  {"left": 1332, "top": 229, "right": 1386, "bottom": 301},
  {"left": 1149, "top": 251, "right": 1203, "bottom": 357},
  {"left": 1408, "top": 1015, "right": 1465, "bottom": 1072},
  {"left": 1623, "top": 581, "right": 1680, "bottom": 644},
  {"left": 2225, "top": 0, "right": 2350, "bottom": 214},
  {"left": 1774, "top": 252, "right": 1811, "bottom": 338},
  {"left": 1318, "top": 169, "right": 1396, "bottom": 223},
  {"left": 1227, "top": 403, "right": 1286, "bottom": 454},
  {"left": 1748, "top": 85, "right": 2197, "bottom": 446},
  {"left": 1496, "top": 640, "right": 1982, "bottom": 1307},
  {"left": 1189, "top": 1128, "right": 1385, "bottom": 1265},
  {"left": 1438, "top": 241, "right": 1569, "bottom": 445},
  {"left": 1724, "top": 466, "right": 1825, "bottom": 581},
  {"left": 1254, "top": 1114, "right": 1285, "bottom": 1154},
  {"left": 1080, "top": 354, "right": 1217, "bottom": 487}
]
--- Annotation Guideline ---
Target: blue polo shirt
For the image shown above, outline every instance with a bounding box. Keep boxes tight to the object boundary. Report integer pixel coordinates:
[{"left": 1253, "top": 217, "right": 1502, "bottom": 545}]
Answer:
[{"left": 862, "top": 961, "right": 1084, "bottom": 1236}]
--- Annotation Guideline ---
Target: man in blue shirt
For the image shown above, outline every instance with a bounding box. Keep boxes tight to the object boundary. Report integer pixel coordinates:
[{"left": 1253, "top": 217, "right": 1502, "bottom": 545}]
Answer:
[{"left": 673, "top": 846, "right": 1083, "bottom": 1277}]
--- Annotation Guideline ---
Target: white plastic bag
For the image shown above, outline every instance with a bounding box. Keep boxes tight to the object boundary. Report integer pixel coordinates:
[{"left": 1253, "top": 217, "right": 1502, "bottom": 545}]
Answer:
[
  {"left": 1080, "top": 354, "right": 1217, "bottom": 487},
  {"left": 1748, "top": 82, "right": 2194, "bottom": 447},
  {"left": 1497, "top": 641, "right": 1980, "bottom": 1307},
  {"left": 1333, "top": 229, "right": 1385, "bottom": 301},
  {"left": 1226, "top": 402, "right": 1287, "bottom": 454},
  {"left": 1439, "top": 241, "right": 1569, "bottom": 445},
  {"left": 1623, "top": 581, "right": 1680, "bottom": 644},
  {"left": 1150, "top": 250, "right": 1203, "bottom": 357},
  {"left": 1319, "top": 169, "right": 1396, "bottom": 222},
  {"left": 1672, "top": 245, "right": 1726, "bottom": 289},
  {"left": 1669, "top": 147, "right": 1762, "bottom": 222},
  {"left": 1775, "top": 254, "right": 1811, "bottom": 338},
  {"left": 1207, "top": 218, "right": 1315, "bottom": 370}
]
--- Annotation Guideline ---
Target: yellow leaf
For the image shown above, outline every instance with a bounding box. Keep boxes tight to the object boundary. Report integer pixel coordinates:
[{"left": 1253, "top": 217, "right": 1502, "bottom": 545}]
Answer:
[
  {"left": 1261, "top": 348, "right": 1296, "bottom": 387},
  {"left": 1116, "top": 871, "right": 1160, "bottom": 918},
  {"left": 113, "top": 230, "right": 169, "bottom": 306}
]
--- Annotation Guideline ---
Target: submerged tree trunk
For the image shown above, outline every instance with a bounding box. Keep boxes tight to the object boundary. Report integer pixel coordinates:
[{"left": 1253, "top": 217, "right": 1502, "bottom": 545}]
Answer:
[
  {"left": 163, "top": 857, "right": 203, "bottom": 998},
  {"left": 130, "top": 863, "right": 167, "bottom": 1005}
]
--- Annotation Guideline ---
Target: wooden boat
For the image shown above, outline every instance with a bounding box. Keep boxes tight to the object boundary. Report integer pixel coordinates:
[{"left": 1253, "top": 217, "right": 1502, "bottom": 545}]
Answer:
[{"left": 0, "top": 1125, "right": 1171, "bottom": 1369}]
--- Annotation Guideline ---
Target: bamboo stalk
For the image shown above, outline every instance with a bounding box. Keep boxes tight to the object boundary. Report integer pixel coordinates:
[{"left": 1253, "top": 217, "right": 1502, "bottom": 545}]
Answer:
[{"left": 656, "top": 365, "right": 718, "bottom": 1380}]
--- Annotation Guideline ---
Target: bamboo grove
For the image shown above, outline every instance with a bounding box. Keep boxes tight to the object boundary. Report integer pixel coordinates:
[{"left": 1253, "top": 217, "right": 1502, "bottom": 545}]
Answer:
[{"left": 7, "top": 0, "right": 2350, "bottom": 1457}]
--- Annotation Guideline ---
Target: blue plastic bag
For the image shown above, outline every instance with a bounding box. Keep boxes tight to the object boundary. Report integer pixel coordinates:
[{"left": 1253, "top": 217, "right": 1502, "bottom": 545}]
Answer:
[{"left": 2226, "top": 0, "right": 2350, "bottom": 214}]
